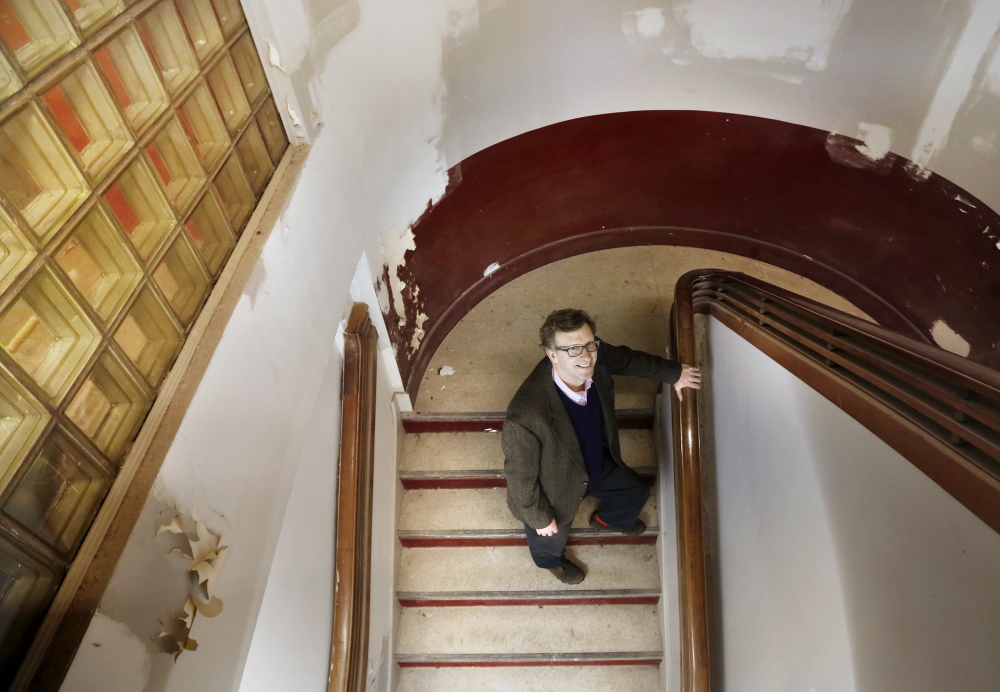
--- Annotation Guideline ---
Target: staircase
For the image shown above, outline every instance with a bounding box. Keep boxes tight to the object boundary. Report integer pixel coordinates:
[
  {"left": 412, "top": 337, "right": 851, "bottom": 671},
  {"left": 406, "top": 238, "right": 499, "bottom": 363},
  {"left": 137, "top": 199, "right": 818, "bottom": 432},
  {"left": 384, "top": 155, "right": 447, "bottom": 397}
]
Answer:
[{"left": 394, "top": 419, "right": 667, "bottom": 691}]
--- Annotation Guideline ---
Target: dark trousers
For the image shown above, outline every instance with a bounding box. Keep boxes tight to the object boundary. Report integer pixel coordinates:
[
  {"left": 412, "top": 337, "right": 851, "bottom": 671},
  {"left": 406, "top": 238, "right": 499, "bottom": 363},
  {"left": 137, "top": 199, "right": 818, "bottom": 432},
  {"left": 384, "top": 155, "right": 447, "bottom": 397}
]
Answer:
[{"left": 523, "top": 464, "right": 649, "bottom": 569}]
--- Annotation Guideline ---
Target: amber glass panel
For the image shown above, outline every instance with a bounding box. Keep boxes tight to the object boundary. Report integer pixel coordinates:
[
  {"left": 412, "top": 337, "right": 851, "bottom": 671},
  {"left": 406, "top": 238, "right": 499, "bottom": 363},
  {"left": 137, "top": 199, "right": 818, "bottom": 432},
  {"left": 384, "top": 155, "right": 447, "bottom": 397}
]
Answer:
[
  {"left": 210, "top": 0, "right": 244, "bottom": 37},
  {"left": 43, "top": 60, "right": 133, "bottom": 180},
  {"left": 137, "top": 0, "right": 198, "bottom": 95},
  {"left": 0, "top": 266, "right": 101, "bottom": 400},
  {"left": 62, "top": 0, "right": 124, "bottom": 35},
  {"left": 0, "top": 367, "right": 49, "bottom": 493},
  {"left": 184, "top": 189, "right": 232, "bottom": 276},
  {"left": 0, "top": 0, "right": 79, "bottom": 76},
  {"left": 95, "top": 25, "right": 170, "bottom": 134},
  {"left": 3, "top": 429, "right": 111, "bottom": 556},
  {"left": 230, "top": 33, "right": 266, "bottom": 105},
  {"left": 212, "top": 153, "right": 253, "bottom": 231},
  {"left": 103, "top": 157, "right": 175, "bottom": 261},
  {"left": 0, "top": 532, "right": 58, "bottom": 684},
  {"left": 114, "top": 285, "right": 181, "bottom": 386},
  {"left": 0, "top": 205, "right": 35, "bottom": 294},
  {"left": 177, "top": 81, "right": 229, "bottom": 169},
  {"left": 146, "top": 116, "right": 205, "bottom": 213},
  {"left": 256, "top": 96, "right": 286, "bottom": 164},
  {"left": 235, "top": 122, "right": 272, "bottom": 194},
  {"left": 206, "top": 55, "right": 250, "bottom": 134},
  {"left": 65, "top": 349, "right": 148, "bottom": 462},
  {"left": 0, "top": 104, "right": 90, "bottom": 242},
  {"left": 153, "top": 232, "right": 208, "bottom": 325},
  {"left": 0, "top": 49, "right": 21, "bottom": 100},
  {"left": 175, "top": 0, "right": 223, "bottom": 63},
  {"left": 56, "top": 205, "right": 141, "bottom": 322}
]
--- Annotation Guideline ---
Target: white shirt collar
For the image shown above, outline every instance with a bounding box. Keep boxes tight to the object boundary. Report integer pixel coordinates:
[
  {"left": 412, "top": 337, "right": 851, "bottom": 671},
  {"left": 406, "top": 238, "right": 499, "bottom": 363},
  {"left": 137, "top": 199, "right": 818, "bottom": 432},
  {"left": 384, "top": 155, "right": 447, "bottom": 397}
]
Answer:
[{"left": 551, "top": 366, "right": 592, "bottom": 406}]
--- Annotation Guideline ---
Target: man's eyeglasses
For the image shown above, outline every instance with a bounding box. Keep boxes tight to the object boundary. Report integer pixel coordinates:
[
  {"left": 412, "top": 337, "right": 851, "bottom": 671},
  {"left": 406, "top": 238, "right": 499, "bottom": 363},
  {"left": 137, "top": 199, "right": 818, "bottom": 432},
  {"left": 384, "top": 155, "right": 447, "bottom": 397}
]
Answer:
[{"left": 553, "top": 339, "right": 600, "bottom": 357}]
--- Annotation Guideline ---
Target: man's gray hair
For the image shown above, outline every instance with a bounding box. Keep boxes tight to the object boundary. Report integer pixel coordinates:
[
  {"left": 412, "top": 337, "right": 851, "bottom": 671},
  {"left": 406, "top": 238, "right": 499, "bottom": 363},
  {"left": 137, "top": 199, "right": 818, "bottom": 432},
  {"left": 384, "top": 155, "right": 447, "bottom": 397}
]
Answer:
[{"left": 539, "top": 309, "right": 597, "bottom": 349}]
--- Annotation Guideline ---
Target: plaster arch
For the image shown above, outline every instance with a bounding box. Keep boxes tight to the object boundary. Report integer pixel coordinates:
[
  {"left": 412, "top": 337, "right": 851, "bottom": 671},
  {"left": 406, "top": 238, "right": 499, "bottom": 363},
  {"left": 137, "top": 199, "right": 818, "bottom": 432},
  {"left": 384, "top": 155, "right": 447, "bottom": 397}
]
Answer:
[{"left": 377, "top": 111, "right": 1000, "bottom": 396}]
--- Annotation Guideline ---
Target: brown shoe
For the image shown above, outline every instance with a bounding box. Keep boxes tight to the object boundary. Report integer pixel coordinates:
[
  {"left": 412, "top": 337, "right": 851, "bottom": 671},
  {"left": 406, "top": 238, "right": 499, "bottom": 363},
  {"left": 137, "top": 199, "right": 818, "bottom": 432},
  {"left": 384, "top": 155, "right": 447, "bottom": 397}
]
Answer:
[
  {"left": 589, "top": 511, "right": 645, "bottom": 536},
  {"left": 547, "top": 559, "right": 585, "bottom": 584}
]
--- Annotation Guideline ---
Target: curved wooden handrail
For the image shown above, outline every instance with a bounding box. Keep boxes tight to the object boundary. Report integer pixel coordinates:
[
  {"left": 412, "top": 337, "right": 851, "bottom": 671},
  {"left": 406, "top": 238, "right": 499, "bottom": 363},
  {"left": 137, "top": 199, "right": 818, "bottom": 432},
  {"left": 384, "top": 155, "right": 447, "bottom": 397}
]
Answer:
[
  {"left": 670, "top": 269, "right": 1000, "bottom": 692},
  {"left": 328, "top": 303, "right": 378, "bottom": 692}
]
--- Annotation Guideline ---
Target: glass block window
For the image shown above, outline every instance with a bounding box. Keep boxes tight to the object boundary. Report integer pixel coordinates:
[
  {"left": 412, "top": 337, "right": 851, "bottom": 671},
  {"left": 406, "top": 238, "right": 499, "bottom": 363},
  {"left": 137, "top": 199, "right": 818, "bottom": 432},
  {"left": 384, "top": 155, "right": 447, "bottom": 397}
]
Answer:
[{"left": 0, "top": 0, "right": 287, "bottom": 683}]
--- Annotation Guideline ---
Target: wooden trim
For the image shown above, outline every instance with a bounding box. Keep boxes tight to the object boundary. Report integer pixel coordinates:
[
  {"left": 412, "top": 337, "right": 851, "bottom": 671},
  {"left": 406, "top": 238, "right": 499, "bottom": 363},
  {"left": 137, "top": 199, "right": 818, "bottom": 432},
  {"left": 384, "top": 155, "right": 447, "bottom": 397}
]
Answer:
[
  {"left": 13, "top": 145, "right": 311, "bottom": 692},
  {"left": 328, "top": 303, "right": 378, "bottom": 692}
]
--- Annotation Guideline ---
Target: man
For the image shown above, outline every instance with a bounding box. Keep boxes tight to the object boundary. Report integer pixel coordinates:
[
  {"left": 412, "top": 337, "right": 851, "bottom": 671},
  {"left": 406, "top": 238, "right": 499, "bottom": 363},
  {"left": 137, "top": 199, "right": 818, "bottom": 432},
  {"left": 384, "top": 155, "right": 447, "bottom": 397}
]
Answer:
[{"left": 502, "top": 308, "right": 701, "bottom": 584}]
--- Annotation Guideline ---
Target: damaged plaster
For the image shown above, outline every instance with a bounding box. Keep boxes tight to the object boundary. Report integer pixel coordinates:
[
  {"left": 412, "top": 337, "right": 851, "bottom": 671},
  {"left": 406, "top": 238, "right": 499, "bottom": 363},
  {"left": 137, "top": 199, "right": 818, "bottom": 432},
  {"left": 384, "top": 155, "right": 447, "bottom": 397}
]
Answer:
[
  {"left": 931, "top": 319, "right": 972, "bottom": 357},
  {"left": 675, "top": 0, "right": 852, "bottom": 70},
  {"left": 910, "top": 0, "right": 1000, "bottom": 172}
]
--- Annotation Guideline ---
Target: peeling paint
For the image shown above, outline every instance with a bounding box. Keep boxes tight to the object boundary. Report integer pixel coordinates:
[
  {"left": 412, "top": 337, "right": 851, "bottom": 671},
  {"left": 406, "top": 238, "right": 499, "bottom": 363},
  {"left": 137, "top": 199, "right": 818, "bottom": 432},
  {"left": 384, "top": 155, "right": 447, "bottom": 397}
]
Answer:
[
  {"left": 931, "top": 319, "right": 972, "bottom": 357},
  {"left": 483, "top": 261, "right": 500, "bottom": 277},
  {"left": 910, "top": 0, "right": 1000, "bottom": 170},
  {"left": 855, "top": 123, "right": 893, "bottom": 161},
  {"left": 266, "top": 41, "right": 285, "bottom": 73},
  {"left": 675, "top": 0, "right": 852, "bottom": 71},
  {"left": 825, "top": 132, "right": 893, "bottom": 174},
  {"left": 438, "top": 365, "right": 455, "bottom": 376},
  {"left": 623, "top": 8, "right": 667, "bottom": 42}
]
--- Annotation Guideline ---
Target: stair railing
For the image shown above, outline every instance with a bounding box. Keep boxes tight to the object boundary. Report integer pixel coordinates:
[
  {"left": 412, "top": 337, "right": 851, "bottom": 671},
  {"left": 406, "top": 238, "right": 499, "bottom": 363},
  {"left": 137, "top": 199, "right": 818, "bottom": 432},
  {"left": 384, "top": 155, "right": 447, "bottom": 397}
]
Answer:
[
  {"left": 669, "top": 269, "right": 1000, "bottom": 692},
  {"left": 328, "top": 303, "right": 379, "bottom": 692}
]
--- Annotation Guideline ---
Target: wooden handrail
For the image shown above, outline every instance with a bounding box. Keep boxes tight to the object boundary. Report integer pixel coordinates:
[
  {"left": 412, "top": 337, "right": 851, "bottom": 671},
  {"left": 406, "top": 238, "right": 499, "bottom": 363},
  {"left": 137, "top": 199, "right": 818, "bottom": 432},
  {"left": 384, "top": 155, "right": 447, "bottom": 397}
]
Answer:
[
  {"left": 670, "top": 274, "right": 713, "bottom": 692},
  {"left": 328, "top": 303, "right": 378, "bottom": 692},
  {"left": 670, "top": 269, "right": 1000, "bottom": 691}
]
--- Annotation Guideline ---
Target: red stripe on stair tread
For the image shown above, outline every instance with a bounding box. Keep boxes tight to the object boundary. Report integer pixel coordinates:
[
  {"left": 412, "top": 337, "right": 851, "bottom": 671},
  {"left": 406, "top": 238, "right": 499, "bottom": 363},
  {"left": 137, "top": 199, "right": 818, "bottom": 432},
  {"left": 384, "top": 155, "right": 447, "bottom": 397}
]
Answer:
[
  {"left": 401, "top": 410, "right": 654, "bottom": 433},
  {"left": 397, "top": 659, "right": 662, "bottom": 668},
  {"left": 398, "top": 596, "right": 659, "bottom": 607},
  {"left": 399, "top": 534, "right": 657, "bottom": 548},
  {"left": 400, "top": 472, "right": 656, "bottom": 490}
]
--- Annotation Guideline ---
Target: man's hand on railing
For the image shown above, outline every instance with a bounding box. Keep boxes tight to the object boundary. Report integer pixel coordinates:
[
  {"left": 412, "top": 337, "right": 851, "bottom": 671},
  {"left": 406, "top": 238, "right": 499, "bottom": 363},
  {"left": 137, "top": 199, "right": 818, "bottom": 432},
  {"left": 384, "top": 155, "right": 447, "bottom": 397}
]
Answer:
[{"left": 674, "top": 365, "right": 702, "bottom": 402}]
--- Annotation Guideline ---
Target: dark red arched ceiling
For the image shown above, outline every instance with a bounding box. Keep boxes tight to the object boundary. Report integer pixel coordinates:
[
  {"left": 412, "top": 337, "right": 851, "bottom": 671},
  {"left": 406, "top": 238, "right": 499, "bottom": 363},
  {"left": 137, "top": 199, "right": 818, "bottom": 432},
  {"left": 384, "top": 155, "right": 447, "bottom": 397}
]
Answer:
[{"left": 379, "top": 111, "right": 1000, "bottom": 395}]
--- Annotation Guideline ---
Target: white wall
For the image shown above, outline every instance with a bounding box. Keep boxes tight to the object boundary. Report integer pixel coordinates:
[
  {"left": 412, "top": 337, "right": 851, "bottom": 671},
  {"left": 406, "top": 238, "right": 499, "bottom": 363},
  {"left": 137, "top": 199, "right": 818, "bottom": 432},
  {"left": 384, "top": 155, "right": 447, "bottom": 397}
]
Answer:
[
  {"left": 435, "top": 0, "right": 1000, "bottom": 213},
  {"left": 705, "top": 316, "right": 1000, "bottom": 691}
]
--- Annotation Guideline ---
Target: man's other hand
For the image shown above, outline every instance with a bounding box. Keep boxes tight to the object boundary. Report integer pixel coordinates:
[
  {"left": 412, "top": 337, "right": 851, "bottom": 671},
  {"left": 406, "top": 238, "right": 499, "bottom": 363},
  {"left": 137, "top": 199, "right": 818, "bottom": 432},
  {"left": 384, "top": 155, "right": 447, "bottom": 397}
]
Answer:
[
  {"left": 536, "top": 519, "right": 558, "bottom": 536},
  {"left": 674, "top": 364, "right": 702, "bottom": 402}
]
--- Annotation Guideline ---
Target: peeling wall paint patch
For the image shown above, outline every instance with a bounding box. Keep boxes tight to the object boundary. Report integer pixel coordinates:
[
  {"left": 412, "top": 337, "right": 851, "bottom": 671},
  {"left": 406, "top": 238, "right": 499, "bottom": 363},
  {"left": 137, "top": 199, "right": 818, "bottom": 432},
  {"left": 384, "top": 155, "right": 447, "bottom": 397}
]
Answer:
[
  {"left": 825, "top": 133, "right": 893, "bottom": 174},
  {"left": 910, "top": 1, "right": 1000, "bottom": 170},
  {"left": 623, "top": 8, "right": 667, "bottom": 42},
  {"left": 675, "top": 0, "right": 852, "bottom": 71},
  {"left": 855, "top": 123, "right": 893, "bottom": 161},
  {"left": 483, "top": 261, "right": 500, "bottom": 277},
  {"left": 931, "top": 319, "right": 972, "bottom": 357}
]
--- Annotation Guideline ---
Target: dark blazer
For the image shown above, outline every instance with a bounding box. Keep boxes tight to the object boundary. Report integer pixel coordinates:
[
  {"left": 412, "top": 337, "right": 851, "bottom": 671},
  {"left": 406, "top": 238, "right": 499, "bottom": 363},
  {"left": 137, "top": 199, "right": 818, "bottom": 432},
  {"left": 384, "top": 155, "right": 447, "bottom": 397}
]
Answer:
[{"left": 502, "top": 342, "right": 682, "bottom": 529}]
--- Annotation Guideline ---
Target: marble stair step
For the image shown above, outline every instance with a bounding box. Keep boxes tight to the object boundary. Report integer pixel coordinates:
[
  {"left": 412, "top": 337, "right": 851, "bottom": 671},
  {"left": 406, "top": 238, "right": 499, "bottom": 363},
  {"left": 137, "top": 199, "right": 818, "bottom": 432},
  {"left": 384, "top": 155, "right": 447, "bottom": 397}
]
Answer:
[
  {"left": 397, "top": 527, "right": 658, "bottom": 548},
  {"left": 400, "top": 466, "right": 656, "bottom": 490},
  {"left": 398, "top": 589, "right": 660, "bottom": 607},
  {"left": 413, "top": 371, "right": 662, "bottom": 412},
  {"left": 400, "top": 410, "right": 655, "bottom": 434},
  {"left": 396, "top": 663, "right": 662, "bottom": 691},
  {"left": 397, "top": 544, "right": 660, "bottom": 593},
  {"left": 401, "top": 428, "right": 655, "bottom": 475},
  {"left": 396, "top": 603, "right": 662, "bottom": 657},
  {"left": 398, "top": 488, "right": 658, "bottom": 533}
]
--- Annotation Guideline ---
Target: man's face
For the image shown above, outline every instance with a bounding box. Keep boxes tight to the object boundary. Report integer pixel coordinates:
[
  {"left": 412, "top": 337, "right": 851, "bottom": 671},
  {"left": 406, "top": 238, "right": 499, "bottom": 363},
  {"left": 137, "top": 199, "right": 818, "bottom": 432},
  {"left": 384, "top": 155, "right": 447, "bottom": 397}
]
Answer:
[{"left": 546, "top": 325, "right": 598, "bottom": 392}]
